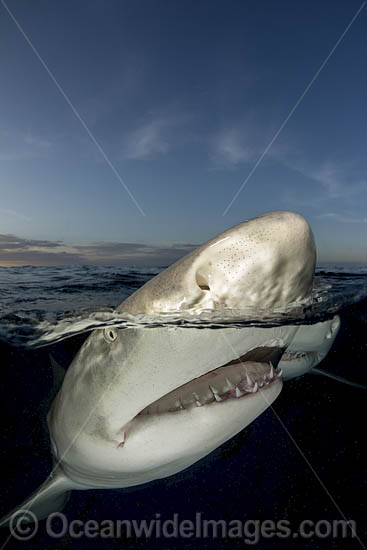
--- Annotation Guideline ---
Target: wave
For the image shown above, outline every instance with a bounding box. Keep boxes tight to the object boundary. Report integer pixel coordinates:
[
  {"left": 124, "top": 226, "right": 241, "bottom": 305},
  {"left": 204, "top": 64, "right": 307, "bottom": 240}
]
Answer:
[{"left": 0, "top": 264, "right": 366, "bottom": 348}]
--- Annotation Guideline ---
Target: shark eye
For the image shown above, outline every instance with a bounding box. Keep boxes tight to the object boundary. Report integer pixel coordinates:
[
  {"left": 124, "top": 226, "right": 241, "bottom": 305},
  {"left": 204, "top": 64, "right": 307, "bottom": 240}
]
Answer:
[{"left": 104, "top": 328, "right": 117, "bottom": 343}]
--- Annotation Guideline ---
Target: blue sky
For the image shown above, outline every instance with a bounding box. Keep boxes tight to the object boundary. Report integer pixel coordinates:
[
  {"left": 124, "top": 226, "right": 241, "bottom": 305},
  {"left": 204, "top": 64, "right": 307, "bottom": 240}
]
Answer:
[{"left": 0, "top": 0, "right": 366, "bottom": 266}]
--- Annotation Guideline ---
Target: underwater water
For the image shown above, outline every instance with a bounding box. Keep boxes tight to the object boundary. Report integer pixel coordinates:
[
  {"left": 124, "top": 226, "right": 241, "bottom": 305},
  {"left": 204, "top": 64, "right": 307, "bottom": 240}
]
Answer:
[{"left": 0, "top": 263, "right": 366, "bottom": 549}]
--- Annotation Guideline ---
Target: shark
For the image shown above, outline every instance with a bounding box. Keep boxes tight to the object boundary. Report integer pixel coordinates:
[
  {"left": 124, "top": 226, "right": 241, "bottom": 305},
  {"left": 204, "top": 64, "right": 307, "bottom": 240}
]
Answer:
[{"left": 0, "top": 210, "right": 340, "bottom": 527}]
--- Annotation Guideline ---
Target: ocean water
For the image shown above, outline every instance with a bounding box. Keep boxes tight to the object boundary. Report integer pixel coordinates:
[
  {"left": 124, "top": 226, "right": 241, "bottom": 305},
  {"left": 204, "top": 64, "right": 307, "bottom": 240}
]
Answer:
[
  {"left": 0, "top": 263, "right": 366, "bottom": 549},
  {"left": 0, "top": 263, "right": 366, "bottom": 348}
]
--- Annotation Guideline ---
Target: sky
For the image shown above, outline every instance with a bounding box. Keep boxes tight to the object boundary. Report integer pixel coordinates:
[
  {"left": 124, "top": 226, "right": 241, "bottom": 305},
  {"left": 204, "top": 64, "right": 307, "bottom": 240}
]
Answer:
[{"left": 0, "top": 0, "right": 366, "bottom": 266}]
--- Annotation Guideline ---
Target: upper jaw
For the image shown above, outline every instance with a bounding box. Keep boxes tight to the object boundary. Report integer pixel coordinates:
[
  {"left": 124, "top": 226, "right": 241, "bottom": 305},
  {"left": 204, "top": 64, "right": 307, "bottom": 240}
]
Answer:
[
  {"left": 135, "top": 341, "right": 286, "bottom": 416},
  {"left": 277, "top": 316, "right": 341, "bottom": 379},
  {"left": 124, "top": 343, "right": 285, "bottom": 426},
  {"left": 93, "top": 325, "right": 297, "bottom": 437}
]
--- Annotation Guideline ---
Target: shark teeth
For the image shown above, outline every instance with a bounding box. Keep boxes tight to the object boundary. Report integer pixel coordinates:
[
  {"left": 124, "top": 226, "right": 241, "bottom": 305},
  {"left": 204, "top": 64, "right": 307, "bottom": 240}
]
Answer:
[
  {"left": 193, "top": 392, "right": 202, "bottom": 407},
  {"left": 280, "top": 351, "right": 308, "bottom": 361},
  {"left": 226, "top": 377, "right": 235, "bottom": 390},
  {"left": 117, "top": 432, "right": 126, "bottom": 448},
  {"left": 139, "top": 361, "right": 281, "bottom": 416}
]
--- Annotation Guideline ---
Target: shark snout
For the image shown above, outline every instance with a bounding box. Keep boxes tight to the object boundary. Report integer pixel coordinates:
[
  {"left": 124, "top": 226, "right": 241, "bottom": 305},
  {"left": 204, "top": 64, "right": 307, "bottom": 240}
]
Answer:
[
  {"left": 192, "top": 211, "right": 316, "bottom": 311},
  {"left": 120, "top": 211, "right": 316, "bottom": 315}
]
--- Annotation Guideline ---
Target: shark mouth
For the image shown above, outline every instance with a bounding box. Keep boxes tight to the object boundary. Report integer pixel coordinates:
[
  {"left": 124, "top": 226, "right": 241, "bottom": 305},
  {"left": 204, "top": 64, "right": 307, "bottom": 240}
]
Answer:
[
  {"left": 280, "top": 350, "right": 316, "bottom": 361},
  {"left": 115, "top": 348, "right": 284, "bottom": 447},
  {"left": 137, "top": 353, "right": 283, "bottom": 418}
]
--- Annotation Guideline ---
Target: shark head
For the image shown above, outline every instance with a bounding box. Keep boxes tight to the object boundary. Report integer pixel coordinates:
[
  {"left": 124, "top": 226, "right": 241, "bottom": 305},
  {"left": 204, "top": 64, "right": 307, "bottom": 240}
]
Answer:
[
  {"left": 121, "top": 210, "right": 316, "bottom": 314},
  {"left": 48, "top": 211, "right": 316, "bottom": 488},
  {"left": 0, "top": 211, "right": 321, "bottom": 527}
]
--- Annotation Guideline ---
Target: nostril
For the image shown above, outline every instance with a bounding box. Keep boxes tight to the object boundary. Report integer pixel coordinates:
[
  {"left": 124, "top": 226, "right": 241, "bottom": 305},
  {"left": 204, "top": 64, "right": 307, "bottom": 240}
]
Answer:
[
  {"left": 196, "top": 271, "right": 210, "bottom": 291},
  {"left": 199, "top": 284, "right": 210, "bottom": 291}
]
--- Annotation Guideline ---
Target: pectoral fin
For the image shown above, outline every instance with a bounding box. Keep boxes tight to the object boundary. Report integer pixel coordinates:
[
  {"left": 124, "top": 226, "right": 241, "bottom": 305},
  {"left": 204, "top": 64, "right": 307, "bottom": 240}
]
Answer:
[{"left": 0, "top": 466, "right": 77, "bottom": 528}]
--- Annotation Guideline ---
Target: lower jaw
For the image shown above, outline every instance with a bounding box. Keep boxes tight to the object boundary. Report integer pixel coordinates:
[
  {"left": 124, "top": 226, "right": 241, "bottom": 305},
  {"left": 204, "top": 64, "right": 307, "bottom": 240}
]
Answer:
[{"left": 62, "top": 376, "right": 283, "bottom": 488}]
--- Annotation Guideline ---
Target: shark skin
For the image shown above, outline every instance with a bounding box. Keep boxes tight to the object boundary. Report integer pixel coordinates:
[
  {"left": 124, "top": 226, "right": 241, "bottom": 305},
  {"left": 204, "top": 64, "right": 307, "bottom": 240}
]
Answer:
[{"left": 1, "top": 211, "right": 321, "bottom": 526}]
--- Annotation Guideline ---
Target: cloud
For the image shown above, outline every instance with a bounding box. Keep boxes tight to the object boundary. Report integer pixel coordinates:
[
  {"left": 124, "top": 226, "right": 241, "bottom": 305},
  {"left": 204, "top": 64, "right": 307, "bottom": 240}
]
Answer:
[
  {"left": 210, "top": 128, "right": 254, "bottom": 167},
  {"left": 23, "top": 131, "right": 52, "bottom": 150},
  {"left": 317, "top": 213, "right": 367, "bottom": 224},
  {"left": 0, "top": 233, "right": 198, "bottom": 267},
  {"left": 308, "top": 162, "right": 346, "bottom": 197},
  {"left": 208, "top": 114, "right": 278, "bottom": 170},
  {"left": 122, "top": 113, "right": 189, "bottom": 160},
  {"left": 270, "top": 145, "right": 367, "bottom": 199},
  {"left": 123, "top": 119, "right": 169, "bottom": 160},
  {"left": 0, "top": 128, "right": 53, "bottom": 161},
  {"left": 0, "top": 234, "right": 62, "bottom": 250},
  {"left": 0, "top": 209, "right": 32, "bottom": 222}
]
